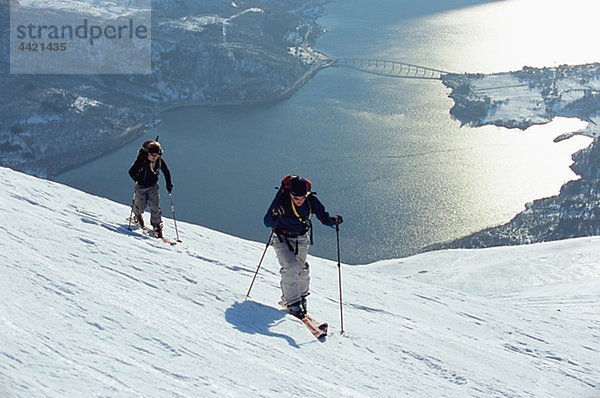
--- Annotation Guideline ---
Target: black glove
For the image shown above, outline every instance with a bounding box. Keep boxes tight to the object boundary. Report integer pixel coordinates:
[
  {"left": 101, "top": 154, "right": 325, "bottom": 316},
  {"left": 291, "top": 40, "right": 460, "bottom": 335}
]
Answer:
[
  {"left": 271, "top": 206, "right": 285, "bottom": 218},
  {"left": 166, "top": 183, "right": 173, "bottom": 193},
  {"left": 330, "top": 214, "right": 343, "bottom": 225}
]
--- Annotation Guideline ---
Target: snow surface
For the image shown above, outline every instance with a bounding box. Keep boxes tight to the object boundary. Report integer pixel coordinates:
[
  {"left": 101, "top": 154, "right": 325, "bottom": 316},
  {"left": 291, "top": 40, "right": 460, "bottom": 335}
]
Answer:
[
  {"left": 1, "top": 166, "right": 599, "bottom": 397},
  {"left": 18, "top": 0, "right": 150, "bottom": 19},
  {"left": 454, "top": 66, "right": 600, "bottom": 139},
  {"left": 167, "top": 8, "right": 264, "bottom": 34},
  {"left": 72, "top": 96, "right": 102, "bottom": 112}
]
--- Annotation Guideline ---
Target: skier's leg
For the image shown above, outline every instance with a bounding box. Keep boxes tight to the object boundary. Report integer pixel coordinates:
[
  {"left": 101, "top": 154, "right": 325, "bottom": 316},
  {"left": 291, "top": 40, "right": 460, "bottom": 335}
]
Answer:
[
  {"left": 133, "top": 185, "right": 149, "bottom": 217},
  {"left": 272, "top": 236, "right": 302, "bottom": 306},
  {"left": 147, "top": 184, "right": 163, "bottom": 229},
  {"left": 296, "top": 234, "right": 311, "bottom": 300}
]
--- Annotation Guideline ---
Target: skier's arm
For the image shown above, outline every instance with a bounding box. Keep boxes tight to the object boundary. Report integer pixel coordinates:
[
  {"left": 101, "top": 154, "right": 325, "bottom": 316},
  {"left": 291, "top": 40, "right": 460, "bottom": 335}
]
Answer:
[
  {"left": 128, "top": 156, "right": 145, "bottom": 182},
  {"left": 310, "top": 196, "right": 336, "bottom": 227},
  {"left": 160, "top": 159, "right": 173, "bottom": 192},
  {"left": 264, "top": 194, "right": 283, "bottom": 228}
]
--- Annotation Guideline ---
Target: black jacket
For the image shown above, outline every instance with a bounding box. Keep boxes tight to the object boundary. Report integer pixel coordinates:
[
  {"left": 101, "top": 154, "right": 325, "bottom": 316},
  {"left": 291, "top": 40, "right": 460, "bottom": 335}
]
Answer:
[
  {"left": 264, "top": 192, "right": 334, "bottom": 237},
  {"left": 128, "top": 153, "right": 173, "bottom": 190}
]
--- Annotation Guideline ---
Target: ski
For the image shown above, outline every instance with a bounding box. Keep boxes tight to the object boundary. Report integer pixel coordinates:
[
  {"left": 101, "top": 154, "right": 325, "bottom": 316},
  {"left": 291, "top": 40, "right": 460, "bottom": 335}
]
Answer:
[
  {"left": 142, "top": 227, "right": 177, "bottom": 246},
  {"left": 279, "top": 300, "right": 328, "bottom": 340},
  {"left": 126, "top": 218, "right": 177, "bottom": 246},
  {"left": 301, "top": 314, "right": 328, "bottom": 339}
]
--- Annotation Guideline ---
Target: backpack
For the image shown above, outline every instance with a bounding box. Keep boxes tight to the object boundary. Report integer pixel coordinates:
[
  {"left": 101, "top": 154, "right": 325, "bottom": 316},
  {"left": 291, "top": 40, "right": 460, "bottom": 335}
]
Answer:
[
  {"left": 135, "top": 140, "right": 163, "bottom": 176},
  {"left": 138, "top": 140, "right": 163, "bottom": 156},
  {"left": 278, "top": 175, "right": 312, "bottom": 195},
  {"left": 275, "top": 175, "right": 315, "bottom": 247}
]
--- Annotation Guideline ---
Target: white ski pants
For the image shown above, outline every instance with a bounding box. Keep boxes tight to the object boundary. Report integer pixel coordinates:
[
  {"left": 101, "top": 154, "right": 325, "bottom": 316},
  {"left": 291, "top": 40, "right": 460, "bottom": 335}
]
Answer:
[{"left": 272, "top": 233, "right": 311, "bottom": 306}]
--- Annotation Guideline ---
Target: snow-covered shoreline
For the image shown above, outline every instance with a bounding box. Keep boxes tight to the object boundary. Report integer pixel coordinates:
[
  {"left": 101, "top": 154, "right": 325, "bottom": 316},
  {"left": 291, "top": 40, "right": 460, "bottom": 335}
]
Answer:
[
  {"left": 0, "top": 0, "right": 329, "bottom": 177},
  {"left": 442, "top": 63, "right": 600, "bottom": 139},
  {"left": 432, "top": 63, "right": 600, "bottom": 251}
]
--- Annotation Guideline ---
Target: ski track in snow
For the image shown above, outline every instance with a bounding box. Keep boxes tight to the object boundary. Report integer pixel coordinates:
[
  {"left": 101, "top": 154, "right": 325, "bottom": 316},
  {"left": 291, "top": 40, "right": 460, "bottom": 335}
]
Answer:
[{"left": 1, "top": 166, "right": 599, "bottom": 397}]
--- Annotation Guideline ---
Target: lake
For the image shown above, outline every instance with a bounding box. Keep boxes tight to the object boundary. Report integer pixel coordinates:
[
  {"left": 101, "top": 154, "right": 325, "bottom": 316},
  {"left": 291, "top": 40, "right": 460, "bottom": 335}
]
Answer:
[{"left": 58, "top": 0, "right": 597, "bottom": 264}]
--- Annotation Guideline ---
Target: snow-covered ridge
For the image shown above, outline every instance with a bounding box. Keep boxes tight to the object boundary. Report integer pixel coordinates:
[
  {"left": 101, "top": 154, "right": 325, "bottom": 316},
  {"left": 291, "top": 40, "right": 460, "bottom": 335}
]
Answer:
[
  {"left": 443, "top": 63, "right": 600, "bottom": 139},
  {"left": 1, "top": 0, "right": 328, "bottom": 177},
  {"left": 166, "top": 8, "right": 264, "bottom": 33},
  {"left": 1, "top": 166, "right": 598, "bottom": 397},
  {"left": 18, "top": 0, "right": 150, "bottom": 19},
  {"left": 436, "top": 64, "right": 600, "bottom": 250}
]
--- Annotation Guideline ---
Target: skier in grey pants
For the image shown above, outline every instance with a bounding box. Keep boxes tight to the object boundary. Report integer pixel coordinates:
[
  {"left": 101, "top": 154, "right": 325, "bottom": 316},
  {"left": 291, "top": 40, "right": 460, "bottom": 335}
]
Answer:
[
  {"left": 128, "top": 140, "right": 173, "bottom": 238},
  {"left": 264, "top": 175, "right": 343, "bottom": 318}
]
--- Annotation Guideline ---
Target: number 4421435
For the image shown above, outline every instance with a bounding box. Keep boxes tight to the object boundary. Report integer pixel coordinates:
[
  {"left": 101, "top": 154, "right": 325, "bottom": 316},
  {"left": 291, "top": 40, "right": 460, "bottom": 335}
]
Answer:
[{"left": 18, "top": 42, "right": 67, "bottom": 52}]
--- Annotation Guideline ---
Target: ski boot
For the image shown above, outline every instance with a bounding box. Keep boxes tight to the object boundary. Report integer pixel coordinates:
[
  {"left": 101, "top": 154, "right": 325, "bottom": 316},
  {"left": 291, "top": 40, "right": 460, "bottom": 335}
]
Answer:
[
  {"left": 300, "top": 296, "right": 308, "bottom": 313},
  {"left": 153, "top": 223, "right": 163, "bottom": 239},
  {"left": 133, "top": 214, "right": 145, "bottom": 228},
  {"left": 287, "top": 301, "right": 306, "bottom": 319}
]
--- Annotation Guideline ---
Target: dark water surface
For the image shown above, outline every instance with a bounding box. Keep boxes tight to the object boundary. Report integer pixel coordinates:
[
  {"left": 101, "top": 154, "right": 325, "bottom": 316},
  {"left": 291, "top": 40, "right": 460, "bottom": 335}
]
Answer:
[{"left": 58, "top": 0, "right": 595, "bottom": 263}]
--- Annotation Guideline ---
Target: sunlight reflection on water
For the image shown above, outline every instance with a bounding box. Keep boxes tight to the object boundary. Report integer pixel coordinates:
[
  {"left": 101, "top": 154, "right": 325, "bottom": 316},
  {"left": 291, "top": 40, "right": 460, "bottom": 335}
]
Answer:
[
  {"left": 422, "top": 0, "right": 600, "bottom": 73},
  {"left": 57, "top": 0, "right": 599, "bottom": 263}
]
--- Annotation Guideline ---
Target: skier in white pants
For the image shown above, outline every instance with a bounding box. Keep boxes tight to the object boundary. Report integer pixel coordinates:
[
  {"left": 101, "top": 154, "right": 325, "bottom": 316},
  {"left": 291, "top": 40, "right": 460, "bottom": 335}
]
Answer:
[{"left": 264, "top": 175, "right": 343, "bottom": 318}]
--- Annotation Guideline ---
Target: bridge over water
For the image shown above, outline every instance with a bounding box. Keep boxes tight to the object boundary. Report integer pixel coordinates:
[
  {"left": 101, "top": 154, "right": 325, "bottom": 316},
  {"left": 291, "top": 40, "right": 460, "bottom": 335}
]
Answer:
[{"left": 328, "top": 58, "right": 450, "bottom": 80}]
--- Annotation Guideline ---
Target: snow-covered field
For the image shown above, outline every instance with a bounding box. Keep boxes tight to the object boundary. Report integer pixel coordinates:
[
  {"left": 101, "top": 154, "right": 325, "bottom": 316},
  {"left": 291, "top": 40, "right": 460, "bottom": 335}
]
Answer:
[
  {"left": 17, "top": 0, "right": 150, "bottom": 19},
  {"left": 1, "top": 166, "right": 598, "bottom": 397},
  {"left": 445, "top": 64, "right": 600, "bottom": 140}
]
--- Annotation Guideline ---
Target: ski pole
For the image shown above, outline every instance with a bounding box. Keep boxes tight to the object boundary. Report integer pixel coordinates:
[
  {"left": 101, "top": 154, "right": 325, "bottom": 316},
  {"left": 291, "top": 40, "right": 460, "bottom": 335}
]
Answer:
[
  {"left": 168, "top": 193, "right": 182, "bottom": 243},
  {"left": 245, "top": 229, "right": 274, "bottom": 299},
  {"left": 336, "top": 221, "right": 345, "bottom": 334},
  {"left": 127, "top": 183, "right": 136, "bottom": 230}
]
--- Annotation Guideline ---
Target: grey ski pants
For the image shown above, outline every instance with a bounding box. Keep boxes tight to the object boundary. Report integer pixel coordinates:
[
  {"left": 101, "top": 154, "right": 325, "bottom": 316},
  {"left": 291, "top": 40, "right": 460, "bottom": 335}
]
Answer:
[
  {"left": 133, "top": 184, "right": 162, "bottom": 228},
  {"left": 272, "top": 233, "right": 311, "bottom": 306}
]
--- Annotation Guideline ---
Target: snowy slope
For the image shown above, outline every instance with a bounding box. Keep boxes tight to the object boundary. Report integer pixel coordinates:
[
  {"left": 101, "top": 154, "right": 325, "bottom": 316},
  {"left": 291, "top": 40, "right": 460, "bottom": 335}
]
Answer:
[
  {"left": 17, "top": 0, "right": 150, "bottom": 19},
  {"left": 0, "top": 166, "right": 598, "bottom": 397}
]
